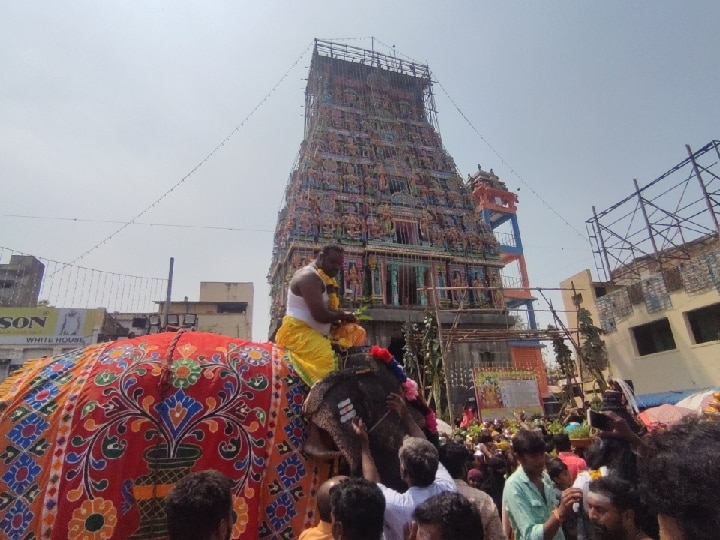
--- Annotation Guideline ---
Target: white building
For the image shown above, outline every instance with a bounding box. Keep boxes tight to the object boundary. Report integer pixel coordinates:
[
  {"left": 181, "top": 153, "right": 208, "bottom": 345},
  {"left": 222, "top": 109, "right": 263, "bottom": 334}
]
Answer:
[{"left": 561, "top": 239, "right": 720, "bottom": 404}]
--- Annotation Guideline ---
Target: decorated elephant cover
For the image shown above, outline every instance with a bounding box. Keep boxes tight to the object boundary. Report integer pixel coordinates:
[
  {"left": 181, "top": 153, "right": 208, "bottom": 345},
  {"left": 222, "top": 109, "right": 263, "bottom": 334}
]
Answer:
[{"left": 0, "top": 331, "right": 328, "bottom": 540}]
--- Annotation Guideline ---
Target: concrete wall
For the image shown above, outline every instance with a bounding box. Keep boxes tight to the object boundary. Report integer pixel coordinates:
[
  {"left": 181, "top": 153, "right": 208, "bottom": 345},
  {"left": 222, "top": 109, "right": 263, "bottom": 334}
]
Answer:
[
  {"left": 605, "top": 285, "right": 720, "bottom": 394},
  {"left": 193, "top": 313, "right": 252, "bottom": 340},
  {"left": 199, "top": 282, "right": 254, "bottom": 325}
]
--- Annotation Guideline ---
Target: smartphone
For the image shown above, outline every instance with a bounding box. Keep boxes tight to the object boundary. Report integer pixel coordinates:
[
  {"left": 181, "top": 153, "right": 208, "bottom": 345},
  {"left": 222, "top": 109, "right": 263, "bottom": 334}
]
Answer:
[{"left": 587, "top": 409, "right": 614, "bottom": 431}]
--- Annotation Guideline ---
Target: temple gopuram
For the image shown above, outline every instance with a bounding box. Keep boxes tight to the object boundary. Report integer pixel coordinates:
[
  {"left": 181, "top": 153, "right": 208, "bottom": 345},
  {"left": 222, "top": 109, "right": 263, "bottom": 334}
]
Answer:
[{"left": 269, "top": 39, "right": 528, "bottom": 415}]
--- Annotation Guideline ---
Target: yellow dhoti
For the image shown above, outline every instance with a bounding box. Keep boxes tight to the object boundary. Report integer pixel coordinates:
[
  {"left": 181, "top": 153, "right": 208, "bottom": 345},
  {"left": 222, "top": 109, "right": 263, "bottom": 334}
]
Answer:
[{"left": 276, "top": 315, "right": 337, "bottom": 387}]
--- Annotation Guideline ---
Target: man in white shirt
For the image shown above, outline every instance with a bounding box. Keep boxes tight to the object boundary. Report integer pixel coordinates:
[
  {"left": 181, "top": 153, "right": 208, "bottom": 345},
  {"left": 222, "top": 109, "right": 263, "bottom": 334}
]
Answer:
[{"left": 352, "top": 407, "right": 456, "bottom": 540}]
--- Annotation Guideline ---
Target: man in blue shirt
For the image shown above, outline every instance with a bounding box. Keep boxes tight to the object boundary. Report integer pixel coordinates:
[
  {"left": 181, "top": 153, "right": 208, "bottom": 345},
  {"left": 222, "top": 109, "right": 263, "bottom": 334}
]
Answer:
[{"left": 503, "top": 430, "right": 582, "bottom": 540}]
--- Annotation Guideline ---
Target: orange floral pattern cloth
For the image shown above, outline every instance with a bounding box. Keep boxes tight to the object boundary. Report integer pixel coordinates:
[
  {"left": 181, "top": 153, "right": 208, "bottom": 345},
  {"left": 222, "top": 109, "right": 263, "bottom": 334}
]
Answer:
[{"left": 0, "top": 332, "right": 328, "bottom": 540}]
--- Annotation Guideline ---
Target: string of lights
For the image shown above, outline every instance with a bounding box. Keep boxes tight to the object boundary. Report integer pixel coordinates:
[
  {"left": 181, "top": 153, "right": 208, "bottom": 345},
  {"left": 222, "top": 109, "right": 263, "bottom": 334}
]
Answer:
[{"left": 0, "top": 244, "right": 167, "bottom": 312}]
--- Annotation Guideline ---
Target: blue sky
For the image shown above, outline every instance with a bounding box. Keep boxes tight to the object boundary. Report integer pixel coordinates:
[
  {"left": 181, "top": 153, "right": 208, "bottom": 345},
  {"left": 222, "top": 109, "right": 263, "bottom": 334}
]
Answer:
[{"left": 1, "top": 1, "right": 718, "bottom": 339}]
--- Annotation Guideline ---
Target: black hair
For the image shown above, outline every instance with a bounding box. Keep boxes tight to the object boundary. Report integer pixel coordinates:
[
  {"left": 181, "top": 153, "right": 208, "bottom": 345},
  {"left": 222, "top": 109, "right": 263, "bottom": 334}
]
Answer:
[
  {"left": 320, "top": 244, "right": 344, "bottom": 257},
  {"left": 639, "top": 418, "right": 720, "bottom": 540},
  {"left": 553, "top": 433, "right": 572, "bottom": 452},
  {"left": 414, "top": 492, "right": 484, "bottom": 540},
  {"left": 545, "top": 457, "right": 568, "bottom": 480},
  {"left": 589, "top": 476, "right": 639, "bottom": 511},
  {"left": 478, "top": 433, "right": 493, "bottom": 444},
  {"left": 585, "top": 437, "right": 638, "bottom": 483},
  {"left": 330, "top": 478, "right": 385, "bottom": 540},
  {"left": 165, "top": 470, "right": 233, "bottom": 540},
  {"left": 511, "top": 429, "right": 546, "bottom": 457},
  {"left": 439, "top": 440, "right": 471, "bottom": 479},
  {"left": 487, "top": 456, "right": 507, "bottom": 471}
]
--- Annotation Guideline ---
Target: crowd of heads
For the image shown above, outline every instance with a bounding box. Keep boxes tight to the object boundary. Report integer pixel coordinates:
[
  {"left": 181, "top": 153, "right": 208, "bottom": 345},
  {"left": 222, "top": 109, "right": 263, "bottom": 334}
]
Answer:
[
  {"left": 451, "top": 401, "right": 720, "bottom": 540},
  {"left": 164, "top": 411, "right": 720, "bottom": 540}
]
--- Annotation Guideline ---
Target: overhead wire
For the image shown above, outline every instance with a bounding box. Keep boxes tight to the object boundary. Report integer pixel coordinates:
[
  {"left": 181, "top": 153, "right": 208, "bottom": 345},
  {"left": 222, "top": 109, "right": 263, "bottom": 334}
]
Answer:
[
  {"left": 49, "top": 41, "right": 314, "bottom": 275},
  {"left": 0, "top": 214, "right": 274, "bottom": 233}
]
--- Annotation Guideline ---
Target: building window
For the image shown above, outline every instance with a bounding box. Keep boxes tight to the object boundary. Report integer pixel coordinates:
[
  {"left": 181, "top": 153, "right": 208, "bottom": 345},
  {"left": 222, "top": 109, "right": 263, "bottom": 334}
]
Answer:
[
  {"left": 217, "top": 303, "right": 248, "bottom": 314},
  {"left": 594, "top": 286, "right": 607, "bottom": 298},
  {"left": 395, "top": 221, "right": 419, "bottom": 245},
  {"left": 389, "top": 177, "right": 408, "bottom": 194},
  {"left": 631, "top": 318, "right": 676, "bottom": 356},
  {"left": 686, "top": 303, "right": 720, "bottom": 344}
]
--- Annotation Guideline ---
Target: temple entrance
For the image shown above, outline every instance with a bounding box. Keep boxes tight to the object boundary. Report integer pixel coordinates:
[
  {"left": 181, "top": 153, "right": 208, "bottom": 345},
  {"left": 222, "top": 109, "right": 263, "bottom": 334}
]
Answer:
[{"left": 398, "top": 265, "right": 418, "bottom": 306}]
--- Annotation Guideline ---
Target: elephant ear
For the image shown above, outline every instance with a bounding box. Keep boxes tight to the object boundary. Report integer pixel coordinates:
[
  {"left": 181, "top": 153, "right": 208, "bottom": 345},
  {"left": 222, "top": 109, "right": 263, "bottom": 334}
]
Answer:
[{"left": 302, "top": 367, "right": 378, "bottom": 418}]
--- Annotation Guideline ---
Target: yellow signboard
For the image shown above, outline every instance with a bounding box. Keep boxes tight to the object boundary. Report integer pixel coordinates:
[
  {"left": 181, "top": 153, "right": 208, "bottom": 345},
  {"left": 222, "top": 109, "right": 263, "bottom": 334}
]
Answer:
[
  {"left": 473, "top": 368, "right": 543, "bottom": 421},
  {"left": 0, "top": 308, "right": 100, "bottom": 345}
]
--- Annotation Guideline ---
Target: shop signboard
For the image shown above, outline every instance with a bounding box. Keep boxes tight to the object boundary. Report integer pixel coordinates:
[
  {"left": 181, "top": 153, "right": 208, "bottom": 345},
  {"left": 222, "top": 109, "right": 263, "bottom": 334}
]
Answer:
[
  {"left": 473, "top": 367, "right": 543, "bottom": 420},
  {"left": 0, "top": 308, "right": 100, "bottom": 346}
]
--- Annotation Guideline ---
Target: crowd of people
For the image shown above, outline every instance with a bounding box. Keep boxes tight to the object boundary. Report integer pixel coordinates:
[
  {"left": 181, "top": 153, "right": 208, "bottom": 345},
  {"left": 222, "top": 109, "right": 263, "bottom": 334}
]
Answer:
[
  {"left": 164, "top": 395, "right": 720, "bottom": 540},
  {"left": 163, "top": 245, "right": 719, "bottom": 539}
]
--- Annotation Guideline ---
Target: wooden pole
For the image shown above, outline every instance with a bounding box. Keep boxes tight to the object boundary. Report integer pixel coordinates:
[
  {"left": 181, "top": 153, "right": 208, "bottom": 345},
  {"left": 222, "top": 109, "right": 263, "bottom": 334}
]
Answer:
[{"left": 162, "top": 257, "right": 174, "bottom": 328}]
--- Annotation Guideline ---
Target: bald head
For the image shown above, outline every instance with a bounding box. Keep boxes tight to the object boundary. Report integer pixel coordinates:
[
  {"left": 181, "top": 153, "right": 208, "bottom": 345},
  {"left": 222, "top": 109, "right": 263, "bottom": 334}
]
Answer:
[{"left": 317, "top": 475, "right": 348, "bottom": 522}]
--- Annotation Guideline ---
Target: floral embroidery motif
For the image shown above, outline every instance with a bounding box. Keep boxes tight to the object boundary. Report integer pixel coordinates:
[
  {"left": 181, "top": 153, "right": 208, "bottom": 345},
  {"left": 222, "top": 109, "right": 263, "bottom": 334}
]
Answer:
[
  {"left": 266, "top": 492, "right": 297, "bottom": 531},
  {"left": 0, "top": 499, "right": 33, "bottom": 537},
  {"left": 240, "top": 346, "right": 271, "bottom": 366},
  {"left": 277, "top": 453, "right": 305, "bottom": 489},
  {"left": 2, "top": 454, "right": 41, "bottom": 493},
  {"left": 7, "top": 412, "right": 49, "bottom": 450},
  {"left": 232, "top": 496, "right": 249, "bottom": 537},
  {"left": 25, "top": 384, "right": 59, "bottom": 410},
  {"left": 170, "top": 358, "right": 202, "bottom": 389},
  {"left": 68, "top": 497, "right": 118, "bottom": 540}
]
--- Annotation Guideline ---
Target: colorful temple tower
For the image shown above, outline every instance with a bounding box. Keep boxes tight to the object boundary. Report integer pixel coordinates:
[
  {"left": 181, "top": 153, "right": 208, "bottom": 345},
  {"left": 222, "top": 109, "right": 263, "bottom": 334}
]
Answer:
[
  {"left": 469, "top": 168, "right": 549, "bottom": 397},
  {"left": 268, "top": 40, "right": 514, "bottom": 414}
]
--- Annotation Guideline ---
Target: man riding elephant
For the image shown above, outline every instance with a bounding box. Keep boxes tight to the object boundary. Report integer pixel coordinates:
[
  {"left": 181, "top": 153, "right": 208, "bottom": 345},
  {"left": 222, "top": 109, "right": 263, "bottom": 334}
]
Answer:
[{"left": 275, "top": 244, "right": 358, "bottom": 386}]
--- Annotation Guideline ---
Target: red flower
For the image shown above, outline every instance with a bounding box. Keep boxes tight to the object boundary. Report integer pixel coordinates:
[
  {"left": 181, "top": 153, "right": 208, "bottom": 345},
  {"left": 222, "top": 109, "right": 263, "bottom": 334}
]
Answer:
[
  {"left": 369, "top": 345, "right": 393, "bottom": 364},
  {"left": 425, "top": 411, "right": 438, "bottom": 434}
]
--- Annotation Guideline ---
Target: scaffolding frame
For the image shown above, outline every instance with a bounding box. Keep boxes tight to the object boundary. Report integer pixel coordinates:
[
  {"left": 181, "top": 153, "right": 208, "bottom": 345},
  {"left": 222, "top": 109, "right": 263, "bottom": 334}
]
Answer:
[
  {"left": 588, "top": 140, "right": 720, "bottom": 283},
  {"left": 311, "top": 39, "right": 439, "bottom": 132},
  {"left": 421, "top": 284, "right": 585, "bottom": 424}
]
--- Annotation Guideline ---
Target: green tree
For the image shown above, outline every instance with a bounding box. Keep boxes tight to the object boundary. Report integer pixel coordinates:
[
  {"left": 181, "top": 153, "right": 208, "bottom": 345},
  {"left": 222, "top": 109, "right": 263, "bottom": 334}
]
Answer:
[
  {"left": 402, "top": 313, "right": 446, "bottom": 419},
  {"left": 551, "top": 327, "right": 576, "bottom": 408},
  {"left": 577, "top": 308, "right": 608, "bottom": 393}
]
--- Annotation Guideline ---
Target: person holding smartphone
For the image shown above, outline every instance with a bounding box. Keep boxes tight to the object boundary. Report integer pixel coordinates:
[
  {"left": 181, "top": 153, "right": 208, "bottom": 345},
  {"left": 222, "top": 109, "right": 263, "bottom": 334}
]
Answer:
[{"left": 503, "top": 430, "right": 582, "bottom": 540}]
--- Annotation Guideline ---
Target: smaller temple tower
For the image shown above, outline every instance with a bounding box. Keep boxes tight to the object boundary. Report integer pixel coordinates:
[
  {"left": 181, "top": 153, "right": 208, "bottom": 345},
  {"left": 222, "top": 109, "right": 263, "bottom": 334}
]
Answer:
[{"left": 469, "top": 167, "right": 549, "bottom": 398}]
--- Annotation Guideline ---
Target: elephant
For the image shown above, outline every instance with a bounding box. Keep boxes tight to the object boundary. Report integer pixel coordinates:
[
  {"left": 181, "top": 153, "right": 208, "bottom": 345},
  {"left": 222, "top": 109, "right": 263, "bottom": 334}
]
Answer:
[
  {"left": 0, "top": 330, "right": 426, "bottom": 540},
  {"left": 303, "top": 350, "right": 430, "bottom": 492}
]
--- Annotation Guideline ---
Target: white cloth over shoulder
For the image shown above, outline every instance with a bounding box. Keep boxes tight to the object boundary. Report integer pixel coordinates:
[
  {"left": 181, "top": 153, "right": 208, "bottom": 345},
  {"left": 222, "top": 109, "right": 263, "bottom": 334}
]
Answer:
[{"left": 286, "top": 264, "right": 331, "bottom": 336}]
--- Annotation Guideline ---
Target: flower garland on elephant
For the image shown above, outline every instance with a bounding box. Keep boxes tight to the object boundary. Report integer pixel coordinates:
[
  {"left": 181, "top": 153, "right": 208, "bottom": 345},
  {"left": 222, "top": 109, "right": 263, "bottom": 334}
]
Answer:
[{"left": 369, "top": 345, "right": 439, "bottom": 440}]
